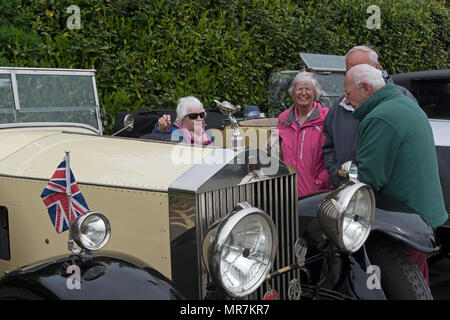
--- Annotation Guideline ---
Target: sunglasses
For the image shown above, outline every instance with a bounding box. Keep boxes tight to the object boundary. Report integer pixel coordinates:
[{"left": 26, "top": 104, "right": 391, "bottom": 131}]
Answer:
[{"left": 186, "top": 112, "right": 206, "bottom": 120}]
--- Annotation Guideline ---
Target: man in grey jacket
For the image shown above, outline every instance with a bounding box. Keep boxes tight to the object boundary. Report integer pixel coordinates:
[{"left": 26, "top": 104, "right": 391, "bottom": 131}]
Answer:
[{"left": 322, "top": 45, "right": 417, "bottom": 188}]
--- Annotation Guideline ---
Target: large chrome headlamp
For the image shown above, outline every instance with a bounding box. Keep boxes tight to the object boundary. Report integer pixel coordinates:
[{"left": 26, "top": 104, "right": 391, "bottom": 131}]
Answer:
[
  {"left": 70, "top": 211, "right": 111, "bottom": 251},
  {"left": 202, "top": 202, "right": 278, "bottom": 298},
  {"left": 318, "top": 182, "right": 375, "bottom": 253}
]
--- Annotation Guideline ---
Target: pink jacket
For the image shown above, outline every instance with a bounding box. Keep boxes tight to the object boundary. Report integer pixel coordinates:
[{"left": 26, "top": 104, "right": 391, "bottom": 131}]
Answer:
[{"left": 277, "top": 102, "right": 331, "bottom": 197}]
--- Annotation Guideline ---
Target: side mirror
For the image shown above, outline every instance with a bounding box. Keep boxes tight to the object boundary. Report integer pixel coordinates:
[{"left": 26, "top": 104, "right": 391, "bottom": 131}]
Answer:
[{"left": 111, "top": 114, "right": 135, "bottom": 136}]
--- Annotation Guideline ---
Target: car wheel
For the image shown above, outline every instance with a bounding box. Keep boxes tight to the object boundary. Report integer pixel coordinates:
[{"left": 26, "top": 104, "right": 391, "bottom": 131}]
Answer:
[
  {"left": 365, "top": 234, "right": 433, "bottom": 300},
  {"left": 0, "top": 286, "right": 45, "bottom": 300}
]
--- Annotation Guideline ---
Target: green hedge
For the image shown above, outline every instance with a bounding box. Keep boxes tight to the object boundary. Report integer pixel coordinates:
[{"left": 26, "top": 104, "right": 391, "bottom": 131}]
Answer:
[{"left": 0, "top": 0, "right": 448, "bottom": 133}]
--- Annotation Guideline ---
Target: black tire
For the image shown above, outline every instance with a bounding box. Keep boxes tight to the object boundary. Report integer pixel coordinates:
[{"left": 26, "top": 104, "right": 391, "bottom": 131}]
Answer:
[
  {"left": 0, "top": 286, "right": 45, "bottom": 300},
  {"left": 365, "top": 234, "right": 433, "bottom": 300}
]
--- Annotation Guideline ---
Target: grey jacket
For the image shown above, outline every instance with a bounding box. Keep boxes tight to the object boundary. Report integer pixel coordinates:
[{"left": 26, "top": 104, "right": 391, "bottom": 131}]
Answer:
[{"left": 322, "top": 74, "right": 418, "bottom": 188}]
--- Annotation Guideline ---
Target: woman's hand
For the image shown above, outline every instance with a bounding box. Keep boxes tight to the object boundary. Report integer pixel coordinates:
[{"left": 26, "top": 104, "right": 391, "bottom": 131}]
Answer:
[{"left": 157, "top": 114, "right": 171, "bottom": 132}]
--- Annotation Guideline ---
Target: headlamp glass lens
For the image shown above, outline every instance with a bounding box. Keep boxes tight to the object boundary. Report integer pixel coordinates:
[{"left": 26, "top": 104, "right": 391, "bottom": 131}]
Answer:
[
  {"left": 342, "top": 187, "right": 373, "bottom": 251},
  {"left": 219, "top": 214, "right": 273, "bottom": 295},
  {"left": 80, "top": 214, "right": 107, "bottom": 249}
]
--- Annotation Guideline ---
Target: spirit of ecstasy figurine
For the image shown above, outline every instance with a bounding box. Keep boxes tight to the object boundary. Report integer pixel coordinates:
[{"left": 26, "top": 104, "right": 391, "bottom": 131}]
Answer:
[{"left": 214, "top": 99, "right": 244, "bottom": 150}]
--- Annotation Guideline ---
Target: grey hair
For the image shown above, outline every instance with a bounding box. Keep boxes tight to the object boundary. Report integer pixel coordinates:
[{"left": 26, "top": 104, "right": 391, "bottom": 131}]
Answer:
[
  {"left": 349, "top": 64, "right": 385, "bottom": 89},
  {"left": 176, "top": 96, "right": 205, "bottom": 122},
  {"left": 288, "top": 71, "right": 323, "bottom": 100},
  {"left": 345, "top": 45, "right": 379, "bottom": 65}
]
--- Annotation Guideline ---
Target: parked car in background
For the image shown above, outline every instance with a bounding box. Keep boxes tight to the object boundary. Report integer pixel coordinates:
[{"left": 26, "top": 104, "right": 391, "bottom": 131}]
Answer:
[
  {"left": 392, "top": 69, "right": 450, "bottom": 121},
  {"left": 392, "top": 69, "right": 450, "bottom": 213},
  {"left": 392, "top": 71, "right": 450, "bottom": 298}
]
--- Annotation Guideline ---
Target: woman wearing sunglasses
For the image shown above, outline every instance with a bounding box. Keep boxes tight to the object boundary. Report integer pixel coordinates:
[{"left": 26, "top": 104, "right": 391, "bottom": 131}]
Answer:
[{"left": 152, "top": 95, "right": 213, "bottom": 146}]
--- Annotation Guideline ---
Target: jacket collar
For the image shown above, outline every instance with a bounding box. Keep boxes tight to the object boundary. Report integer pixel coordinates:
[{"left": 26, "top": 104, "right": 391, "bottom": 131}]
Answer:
[
  {"left": 286, "top": 101, "right": 322, "bottom": 126},
  {"left": 352, "top": 83, "right": 400, "bottom": 121}
]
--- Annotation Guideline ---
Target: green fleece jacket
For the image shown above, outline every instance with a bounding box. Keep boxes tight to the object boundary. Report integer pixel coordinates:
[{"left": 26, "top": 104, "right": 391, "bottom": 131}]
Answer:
[{"left": 353, "top": 83, "right": 448, "bottom": 228}]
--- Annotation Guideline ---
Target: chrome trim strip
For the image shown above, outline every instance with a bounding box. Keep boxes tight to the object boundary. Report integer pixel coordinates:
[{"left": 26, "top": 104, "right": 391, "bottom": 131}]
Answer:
[
  {"left": 0, "top": 67, "right": 96, "bottom": 75},
  {"left": 0, "top": 173, "right": 169, "bottom": 194},
  {"left": 168, "top": 191, "right": 198, "bottom": 298},
  {"left": 0, "top": 122, "right": 99, "bottom": 134},
  {"left": 10, "top": 71, "right": 20, "bottom": 111},
  {"left": 306, "top": 67, "right": 346, "bottom": 72},
  {"left": 271, "top": 178, "right": 280, "bottom": 293},
  {"left": 91, "top": 73, "right": 103, "bottom": 135},
  {"left": 280, "top": 177, "right": 286, "bottom": 284}
]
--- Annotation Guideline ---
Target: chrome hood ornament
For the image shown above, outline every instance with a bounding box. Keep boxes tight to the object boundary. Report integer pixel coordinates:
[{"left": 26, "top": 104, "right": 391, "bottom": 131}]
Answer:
[{"left": 214, "top": 99, "right": 244, "bottom": 151}]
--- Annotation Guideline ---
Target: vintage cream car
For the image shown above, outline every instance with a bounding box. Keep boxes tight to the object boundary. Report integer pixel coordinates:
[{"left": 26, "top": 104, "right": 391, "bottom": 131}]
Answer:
[{"left": 0, "top": 67, "right": 301, "bottom": 299}]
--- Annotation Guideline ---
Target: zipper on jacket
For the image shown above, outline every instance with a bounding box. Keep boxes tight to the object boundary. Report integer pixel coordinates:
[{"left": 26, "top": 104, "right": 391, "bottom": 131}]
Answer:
[{"left": 300, "top": 130, "right": 306, "bottom": 159}]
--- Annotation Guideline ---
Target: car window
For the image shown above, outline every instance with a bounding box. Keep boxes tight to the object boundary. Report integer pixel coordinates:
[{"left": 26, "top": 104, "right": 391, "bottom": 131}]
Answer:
[{"left": 413, "top": 79, "right": 450, "bottom": 119}]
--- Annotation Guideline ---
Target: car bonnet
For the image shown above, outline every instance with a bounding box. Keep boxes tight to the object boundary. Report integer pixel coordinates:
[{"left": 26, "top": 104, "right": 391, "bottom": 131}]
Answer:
[{"left": 0, "top": 130, "right": 210, "bottom": 191}]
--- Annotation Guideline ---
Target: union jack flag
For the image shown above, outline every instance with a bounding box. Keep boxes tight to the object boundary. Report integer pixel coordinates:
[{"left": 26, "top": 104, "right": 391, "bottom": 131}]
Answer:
[{"left": 41, "top": 154, "right": 89, "bottom": 233}]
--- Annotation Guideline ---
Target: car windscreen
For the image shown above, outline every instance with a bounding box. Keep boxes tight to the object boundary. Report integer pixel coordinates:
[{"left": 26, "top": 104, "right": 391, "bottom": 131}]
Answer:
[
  {"left": 15, "top": 74, "right": 98, "bottom": 129},
  {"left": 0, "top": 75, "right": 15, "bottom": 122},
  {"left": 0, "top": 73, "right": 99, "bottom": 131}
]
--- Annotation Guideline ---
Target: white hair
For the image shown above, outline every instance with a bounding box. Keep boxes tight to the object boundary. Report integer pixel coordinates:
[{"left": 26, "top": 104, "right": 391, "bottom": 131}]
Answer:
[
  {"left": 348, "top": 64, "right": 385, "bottom": 89},
  {"left": 176, "top": 96, "right": 204, "bottom": 122},
  {"left": 345, "top": 45, "right": 379, "bottom": 65},
  {"left": 288, "top": 71, "right": 323, "bottom": 100}
]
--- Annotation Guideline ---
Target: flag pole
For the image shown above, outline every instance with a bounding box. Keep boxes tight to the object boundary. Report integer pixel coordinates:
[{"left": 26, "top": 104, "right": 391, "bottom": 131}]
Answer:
[
  {"left": 65, "top": 150, "right": 77, "bottom": 254},
  {"left": 65, "top": 150, "right": 72, "bottom": 223}
]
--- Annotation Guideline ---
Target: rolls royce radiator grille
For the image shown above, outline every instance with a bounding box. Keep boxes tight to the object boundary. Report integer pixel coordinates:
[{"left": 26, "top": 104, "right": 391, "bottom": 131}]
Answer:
[{"left": 196, "top": 174, "right": 300, "bottom": 300}]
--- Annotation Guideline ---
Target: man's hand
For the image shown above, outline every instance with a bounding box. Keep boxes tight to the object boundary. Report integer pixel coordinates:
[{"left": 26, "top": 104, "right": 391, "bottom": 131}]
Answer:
[{"left": 158, "top": 114, "right": 171, "bottom": 132}]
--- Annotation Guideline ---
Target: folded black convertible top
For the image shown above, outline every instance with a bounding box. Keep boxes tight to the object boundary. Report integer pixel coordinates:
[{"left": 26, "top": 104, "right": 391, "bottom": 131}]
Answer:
[{"left": 113, "top": 108, "right": 234, "bottom": 138}]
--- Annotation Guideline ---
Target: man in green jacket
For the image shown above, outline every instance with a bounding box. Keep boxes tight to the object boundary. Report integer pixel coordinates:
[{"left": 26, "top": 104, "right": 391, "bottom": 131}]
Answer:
[{"left": 345, "top": 64, "right": 448, "bottom": 283}]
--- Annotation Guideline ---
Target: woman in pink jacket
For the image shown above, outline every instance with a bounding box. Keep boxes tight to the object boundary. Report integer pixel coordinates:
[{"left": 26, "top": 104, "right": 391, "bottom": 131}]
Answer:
[{"left": 277, "top": 71, "right": 331, "bottom": 197}]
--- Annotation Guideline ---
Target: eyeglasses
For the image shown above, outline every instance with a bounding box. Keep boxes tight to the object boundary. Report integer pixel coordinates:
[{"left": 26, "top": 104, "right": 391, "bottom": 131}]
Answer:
[
  {"left": 344, "top": 83, "right": 362, "bottom": 98},
  {"left": 295, "top": 87, "right": 313, "bottom": 94},
  {"left": 186, "top": 112, "right": 206, "bottom": 120}
]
